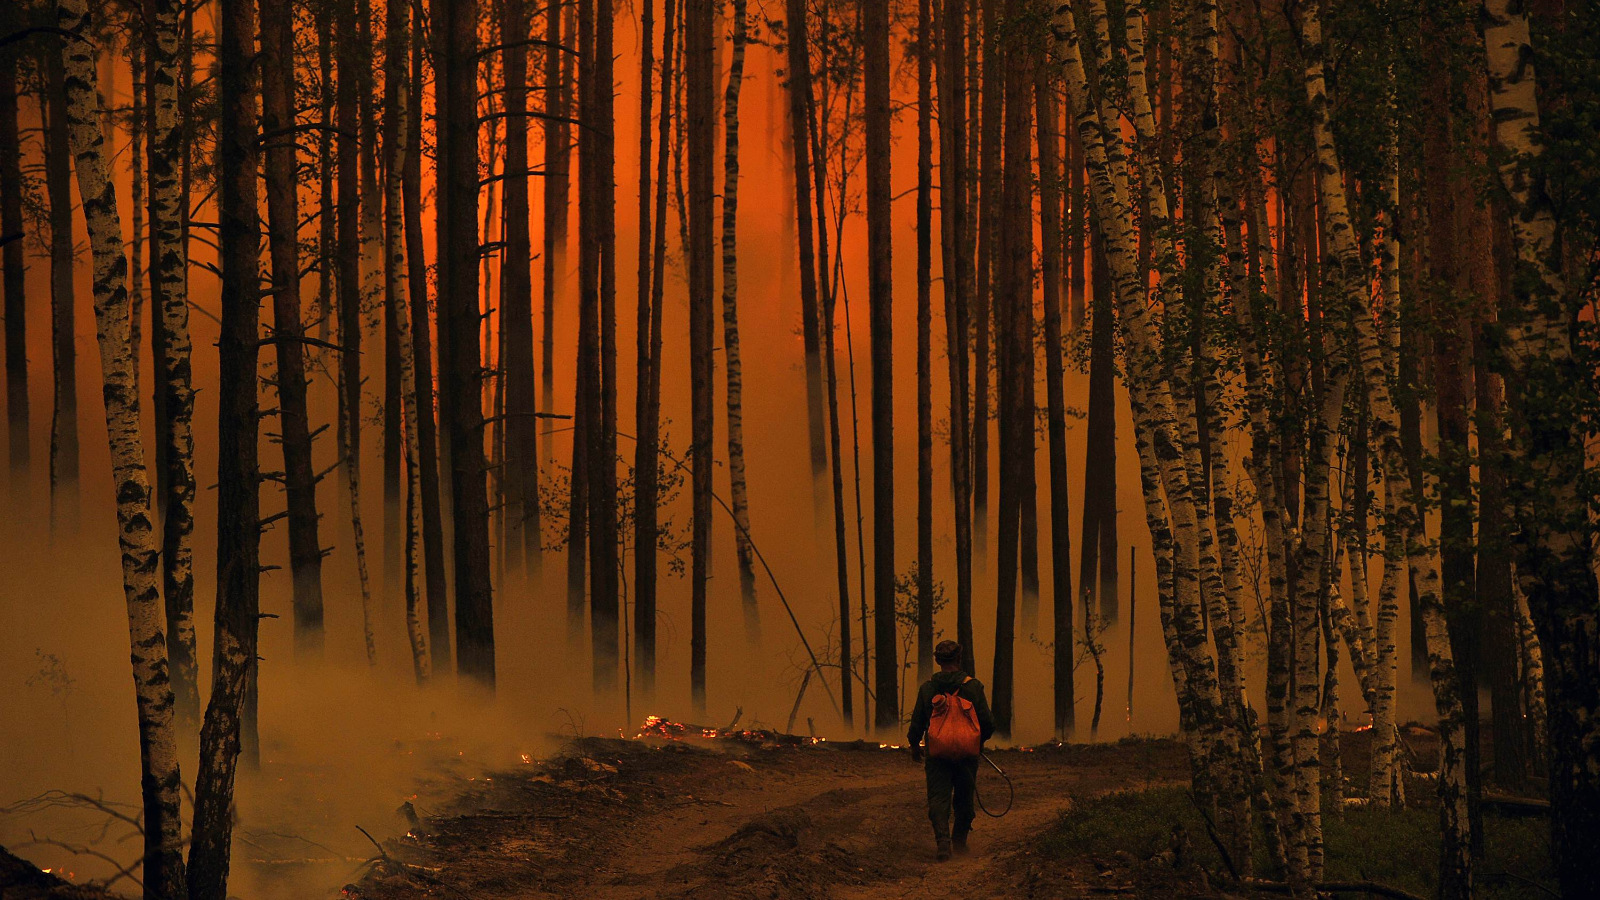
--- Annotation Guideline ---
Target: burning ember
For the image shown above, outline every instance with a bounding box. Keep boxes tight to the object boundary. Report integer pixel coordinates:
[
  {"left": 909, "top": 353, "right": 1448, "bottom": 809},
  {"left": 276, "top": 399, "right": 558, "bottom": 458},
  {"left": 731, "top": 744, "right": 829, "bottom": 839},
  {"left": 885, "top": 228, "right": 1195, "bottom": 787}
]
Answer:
[{"left": 633, "top": 715, "right": 850, "bottom": 749}]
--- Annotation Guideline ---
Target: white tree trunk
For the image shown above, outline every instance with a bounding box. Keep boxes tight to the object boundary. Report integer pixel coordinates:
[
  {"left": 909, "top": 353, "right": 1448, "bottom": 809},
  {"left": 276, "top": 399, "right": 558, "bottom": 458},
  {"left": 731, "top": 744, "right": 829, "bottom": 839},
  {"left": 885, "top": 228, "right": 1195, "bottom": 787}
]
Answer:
[
  {"left": 56, "top": 2, "right": 187, "bottom": 894},
  {"left": 1299, "top": 2, "right": 1468, "bottom": 893}
]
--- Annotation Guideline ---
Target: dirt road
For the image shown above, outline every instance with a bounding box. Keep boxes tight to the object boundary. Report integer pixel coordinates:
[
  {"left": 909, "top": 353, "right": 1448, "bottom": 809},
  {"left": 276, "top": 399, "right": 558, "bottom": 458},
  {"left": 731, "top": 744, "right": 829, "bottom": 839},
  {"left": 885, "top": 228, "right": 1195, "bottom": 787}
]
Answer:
[{"left": 350, "top": 732, "right": 1190, "bottom": 900}]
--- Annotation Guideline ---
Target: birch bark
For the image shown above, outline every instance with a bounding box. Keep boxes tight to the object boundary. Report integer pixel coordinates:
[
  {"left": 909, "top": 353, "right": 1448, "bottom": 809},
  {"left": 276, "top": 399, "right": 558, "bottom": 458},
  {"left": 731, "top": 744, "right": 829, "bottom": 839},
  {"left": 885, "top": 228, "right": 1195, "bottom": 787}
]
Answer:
[{"left": 55, "top": 3, "right": 187, "bottom": 894}]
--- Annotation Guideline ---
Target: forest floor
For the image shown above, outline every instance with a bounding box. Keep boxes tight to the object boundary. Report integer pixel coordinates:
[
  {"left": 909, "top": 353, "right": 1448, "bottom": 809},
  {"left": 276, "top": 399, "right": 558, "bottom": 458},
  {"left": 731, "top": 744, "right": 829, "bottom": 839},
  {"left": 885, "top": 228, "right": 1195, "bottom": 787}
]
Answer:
[{"left": 346, "top": 726, "right": 1196, "bottom": 900}]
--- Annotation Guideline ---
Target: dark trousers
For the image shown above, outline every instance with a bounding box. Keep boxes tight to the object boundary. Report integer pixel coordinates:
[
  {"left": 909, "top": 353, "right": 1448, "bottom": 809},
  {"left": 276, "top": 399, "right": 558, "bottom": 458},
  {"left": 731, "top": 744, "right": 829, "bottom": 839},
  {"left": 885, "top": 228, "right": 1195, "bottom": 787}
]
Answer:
[{"left": 925, "top": 756, "right": 979, "bottom": 842}]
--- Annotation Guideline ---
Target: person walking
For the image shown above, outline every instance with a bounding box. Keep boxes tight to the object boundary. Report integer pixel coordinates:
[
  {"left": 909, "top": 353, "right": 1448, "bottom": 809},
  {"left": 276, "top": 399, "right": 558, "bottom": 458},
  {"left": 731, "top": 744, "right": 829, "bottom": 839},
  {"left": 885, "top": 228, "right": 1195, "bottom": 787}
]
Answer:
[{"left": 907, "top": 640, "right": 995, "bottom": 860}]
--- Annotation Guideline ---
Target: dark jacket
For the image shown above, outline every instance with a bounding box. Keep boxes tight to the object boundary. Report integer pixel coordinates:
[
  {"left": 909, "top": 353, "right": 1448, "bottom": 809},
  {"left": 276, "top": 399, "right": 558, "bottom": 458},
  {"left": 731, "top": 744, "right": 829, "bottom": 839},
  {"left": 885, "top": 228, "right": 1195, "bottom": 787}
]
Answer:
[{"left": 906, "top": 670, "right": 996, "bottom": 748}]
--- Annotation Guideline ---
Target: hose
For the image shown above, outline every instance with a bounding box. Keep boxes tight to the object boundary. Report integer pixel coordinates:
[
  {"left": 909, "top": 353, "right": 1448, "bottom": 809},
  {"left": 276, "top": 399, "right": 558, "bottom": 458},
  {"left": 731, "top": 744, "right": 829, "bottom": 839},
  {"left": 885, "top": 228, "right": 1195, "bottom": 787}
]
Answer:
[{"left": 976, "top": 752, "right": 1014, "bottom": 817}]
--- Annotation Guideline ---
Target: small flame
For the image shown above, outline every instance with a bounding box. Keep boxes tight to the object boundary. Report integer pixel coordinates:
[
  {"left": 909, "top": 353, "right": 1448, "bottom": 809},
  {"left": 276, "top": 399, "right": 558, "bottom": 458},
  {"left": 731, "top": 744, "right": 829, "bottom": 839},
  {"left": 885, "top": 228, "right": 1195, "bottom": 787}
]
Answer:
[{"left": 520, "top": 752, "right": 533, "bottom": 764}]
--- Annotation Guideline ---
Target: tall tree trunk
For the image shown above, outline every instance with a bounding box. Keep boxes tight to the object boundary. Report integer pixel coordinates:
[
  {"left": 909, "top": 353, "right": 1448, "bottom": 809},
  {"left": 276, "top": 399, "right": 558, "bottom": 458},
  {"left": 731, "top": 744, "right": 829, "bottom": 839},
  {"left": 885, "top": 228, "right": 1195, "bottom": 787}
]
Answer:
[
  {"left": 435, "top": 0, "right": 496, "bottom": 689},
  {"left": 1080, "top": 216, "right": 1117, "bottom": 625},
  {"left": 405, "top": 20, "right": 451, "bottom": 675},
  {"left": 915, "top": 0, "right": 935, "bottom": 684},
  {"left": 385, "top": 0, "right": 428, "bottom": 680},
  {"left": 939, "top": 0, "right": 974, "bottom": 676},
  {"left": 127, "top": 35, "right": 145, "bottom": 397},
  {"left": 972, "top": 0, "right": 1001, "bottom": 563},
  {"left": 55, "top": 3, "right": 187, "bottom": 895},
  {"left": 147, "top": 0, "right": 199, "bottom": 726},
  {"left": 686, "top": 0, "right": 715, "bottom": 715},
  {"left": 783, "top": 0, "right": 829, "bottom": 486},
  {"left": 587, "top": 0, "right": 621, "bottom": 695},
  {"left": 0, "top": 59, "right": 25, "bottom": 484},
  {"left": 864, "top": 0, "right": 897, "bottom": 733},
  {"left": 1423, "top": 62, "right": 1485, "bottom": 851},
  {"left": 990, "top": 4, "right": 1031, "bottom": 738},
  {"left": 1038, "top": 70, "right": 1074, "bottom": 740},
  {"left": 261, "top": 0, "right": 328, "bottom": 661},
  {"left": 189, "top": 0, "right": 262, "bottom": 890},
  {"left": 1051, "top": 0, "right": 1238, "bottom": 859},
  {"left": 636, "top": 0, "right": 677, "bottom": 700},
  {"left": 542, "top": 0, "right": 570, "bottom": 426},
  {"left": 43, "top": 47, "right": 79, "bottom": 529},
  {"left": 336, "top": 0, "right": 377, "bottom": 665},
  {"left": 1481, "top": 2, "right": 1600, "bottom": 894},
  {"left": 1297, "top": 3, "right": 1470, "bottom": 893},
  {"left": 721, "top": 0, "right": 759, "bottom": 646},
  {"left": 502, "top": 0, "right": 539, "bottom": 579}
]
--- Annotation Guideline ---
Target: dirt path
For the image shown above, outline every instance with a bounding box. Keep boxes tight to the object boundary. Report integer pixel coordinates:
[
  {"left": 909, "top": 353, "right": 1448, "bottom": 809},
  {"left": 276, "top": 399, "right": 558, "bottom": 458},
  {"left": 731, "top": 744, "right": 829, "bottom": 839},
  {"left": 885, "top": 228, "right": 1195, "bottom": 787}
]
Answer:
[{"left": 350, "top": 733, "right": 1190, "bottom": 900}]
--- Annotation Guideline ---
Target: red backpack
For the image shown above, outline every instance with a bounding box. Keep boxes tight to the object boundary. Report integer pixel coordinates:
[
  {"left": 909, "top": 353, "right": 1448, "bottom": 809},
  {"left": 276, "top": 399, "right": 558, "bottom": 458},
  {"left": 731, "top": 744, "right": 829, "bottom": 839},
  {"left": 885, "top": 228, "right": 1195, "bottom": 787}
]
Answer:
[{"left": 926, "top": 677, "right": 982, "bottom": 760}]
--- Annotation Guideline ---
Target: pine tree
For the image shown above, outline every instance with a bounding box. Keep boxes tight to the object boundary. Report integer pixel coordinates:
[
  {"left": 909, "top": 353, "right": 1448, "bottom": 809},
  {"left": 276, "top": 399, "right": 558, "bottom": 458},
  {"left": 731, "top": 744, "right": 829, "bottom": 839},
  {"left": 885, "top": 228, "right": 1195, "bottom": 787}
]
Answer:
[
  {"left": 686, "top": 0, "right": 715, "bottom": 714},
  {"left": 189, "top": 0, "right": 263, "bottom": 891}
]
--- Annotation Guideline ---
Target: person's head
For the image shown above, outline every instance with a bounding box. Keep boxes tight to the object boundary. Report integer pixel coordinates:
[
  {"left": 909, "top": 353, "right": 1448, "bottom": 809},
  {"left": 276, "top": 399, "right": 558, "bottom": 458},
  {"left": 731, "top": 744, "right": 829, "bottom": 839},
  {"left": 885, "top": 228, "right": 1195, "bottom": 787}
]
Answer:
[{"left": 934, "top": 640, "right": 962, "bottom": 671}]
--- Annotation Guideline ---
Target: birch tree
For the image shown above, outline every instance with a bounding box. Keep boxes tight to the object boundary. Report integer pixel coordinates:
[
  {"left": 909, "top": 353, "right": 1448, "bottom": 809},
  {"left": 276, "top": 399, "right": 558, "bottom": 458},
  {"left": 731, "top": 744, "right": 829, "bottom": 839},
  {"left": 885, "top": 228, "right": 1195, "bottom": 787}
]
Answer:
[
  {"left": 148, "top": 0, "right": 199, "bottom": 725},
  {"left": 55, "top": 1, "right": 186, "bottom": 893},
  {"left": 721, "top": 0, "right": 760, "bottom": 646},
  {"left": 1482, "top": 0, "right": 1600, "bottom": 892}
]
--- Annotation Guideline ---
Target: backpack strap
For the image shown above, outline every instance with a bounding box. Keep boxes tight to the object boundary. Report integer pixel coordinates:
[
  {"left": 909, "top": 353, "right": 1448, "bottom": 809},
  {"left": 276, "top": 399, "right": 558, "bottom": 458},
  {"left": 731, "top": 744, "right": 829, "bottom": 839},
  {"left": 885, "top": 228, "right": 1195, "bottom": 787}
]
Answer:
[{"left": 942, "top": 676, "right": 973, "bottom": 696}]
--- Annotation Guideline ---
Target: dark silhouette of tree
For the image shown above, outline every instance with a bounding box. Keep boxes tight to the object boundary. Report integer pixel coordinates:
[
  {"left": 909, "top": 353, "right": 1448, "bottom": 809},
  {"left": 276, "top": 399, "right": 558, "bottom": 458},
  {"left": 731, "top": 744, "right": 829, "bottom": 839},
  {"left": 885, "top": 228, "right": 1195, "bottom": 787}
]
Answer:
[
  {"left": 189, "top": 0, "right": 263, "bottom": 891},
  {"left": 914, "top": 0, "right": 935, "bottom": 684},
  {"left": 42, "top": 40, "right": 77, "bottom": 528},
  {"left": 1, "top": 54, "right": 25, "bottom": 483},
  {"left": 686, "top": 0, "right": 715, "bottom": 714},
  {"left": 1037, "top": 70, "right": 1074, "bottom": 739},
  {"left": 501, "top": 0, "right": 540, "bottom": 576},
  {"left": 939, "top": 0, "right": 974, "bottom": 675},
  {"left": 261, "top": 0, "right": 327, "bottom": 661},
  {"left": 863, "top": 0, "right": 896, "bottom": 734},
  {"left": 434, "top": 0, "right": 496, "bottom": 689},
  {"left": 635, "top": 0, "right": 676, "bottom": 700}
]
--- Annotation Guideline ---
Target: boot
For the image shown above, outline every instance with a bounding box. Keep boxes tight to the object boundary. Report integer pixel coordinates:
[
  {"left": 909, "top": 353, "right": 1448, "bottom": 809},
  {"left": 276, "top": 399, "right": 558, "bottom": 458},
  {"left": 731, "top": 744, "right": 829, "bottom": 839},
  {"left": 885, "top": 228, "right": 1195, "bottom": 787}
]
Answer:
[
  {"left": 952, "top": 830, "right": 970, "bottom": 856},
  {"left": 935, "top": 838, "right": 952, "bottom": 862}
]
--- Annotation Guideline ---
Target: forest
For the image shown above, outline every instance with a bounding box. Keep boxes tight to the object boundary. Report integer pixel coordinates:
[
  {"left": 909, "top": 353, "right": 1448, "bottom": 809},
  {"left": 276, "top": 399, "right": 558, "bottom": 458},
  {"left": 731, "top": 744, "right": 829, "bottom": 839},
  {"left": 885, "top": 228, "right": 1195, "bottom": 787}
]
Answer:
[{"left": 0, "top": 0, "right": 1596, "bottom": 896}]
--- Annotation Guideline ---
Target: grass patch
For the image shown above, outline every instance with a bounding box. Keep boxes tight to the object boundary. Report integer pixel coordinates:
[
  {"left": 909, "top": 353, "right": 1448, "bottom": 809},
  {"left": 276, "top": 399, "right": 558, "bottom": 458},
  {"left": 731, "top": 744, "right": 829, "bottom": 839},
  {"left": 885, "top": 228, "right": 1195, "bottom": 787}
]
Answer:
[{"left": 1037, "top": 786, "right": 1555, "bottom": 898}]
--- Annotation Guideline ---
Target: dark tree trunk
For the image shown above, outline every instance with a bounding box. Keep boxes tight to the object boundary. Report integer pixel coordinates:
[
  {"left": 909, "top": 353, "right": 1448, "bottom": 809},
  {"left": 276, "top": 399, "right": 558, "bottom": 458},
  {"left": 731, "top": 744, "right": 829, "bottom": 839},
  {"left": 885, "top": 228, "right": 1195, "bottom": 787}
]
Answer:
[
  {"left": 972, "top": 0, "right": 1002, "bottom": 565},
  {"left": 542, "top": 0, "right": 570, "bottom": 425},
  {"left": 940, "top": 0, "right": 974, "bottom": 675},
  {"left": 43, "top": 49, "right": 79, "bottom": 528},
  {"left": 915, "top": 0, "right": 935, "bottom": 683},
  {"left": 989, "top": 9, "right": 1031, "bottom": 739},
  {"left": 405, "top": 21, "right": 451, "bottom": 675},
  {"left": 434, "top": 0, "right": 496, "bottom": 689},
  {"left": 636, "top": 0, "right": 677, "bottom": 699},
  {"left": 502, "top": 0, "right": 539, "bottom": 578},
  {"left": 1423, "top": 85, "right": 1483, "bottom": 852},
  {"left": 784, "top": 0, "right": 829, "bottom": 484},
  {"left": 584, "top": 0, "right": 621, "bottom": 694},
  {"left": 864, "top": 0, "right": 897, "bottom": 733},
  {"left": 1038, "top": 71, "right": 1074, "bottom": 740},
  {"left": 1081, "top": 215, "right": 1117, "bottom": 625},
  {"left": 1, "top": 63, "right": 25, "bottom": 482},
  {"left": 686, "top": 0, "right": 715, "bottom": 715},
  {"left": 188, "top": 0, "right": 261, "bottom": 891},
  {"left": 1066, "top": 105, "right": 1084, "bottom": 331},
  {"left": 261, "top": 0, "right": 327, "bottom": 661},
  {"left": 336, "top": 0, "right": 362, "bottom": 514}
]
